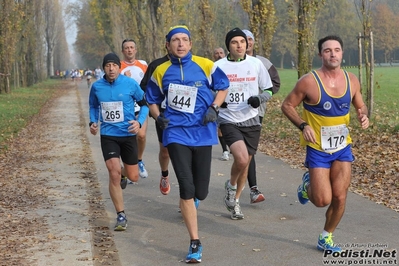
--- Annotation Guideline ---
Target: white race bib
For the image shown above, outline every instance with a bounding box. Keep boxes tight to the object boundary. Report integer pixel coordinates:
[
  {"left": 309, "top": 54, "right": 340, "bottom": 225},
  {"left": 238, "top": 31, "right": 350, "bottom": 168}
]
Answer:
[
  {"left": 101, "top": 101, "right": 124, "bottom": 123},
  {"left": 167, "top": 83, "right": 197, "bottom": 113},
  {"left": 321, "top": 124, "right": 348, "bottom": 152},
  {"left": 225, "top": 83, "right": 250, "bottom": 111}
]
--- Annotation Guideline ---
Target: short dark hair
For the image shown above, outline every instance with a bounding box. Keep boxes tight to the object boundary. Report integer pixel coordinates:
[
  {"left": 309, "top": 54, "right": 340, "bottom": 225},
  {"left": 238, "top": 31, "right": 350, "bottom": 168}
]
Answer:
[
  {"left": 122, "top": 39, "right": 136, "bottom": 49},
  {"left": 318, "top": 35, "right": 343, "bottom": 54}
]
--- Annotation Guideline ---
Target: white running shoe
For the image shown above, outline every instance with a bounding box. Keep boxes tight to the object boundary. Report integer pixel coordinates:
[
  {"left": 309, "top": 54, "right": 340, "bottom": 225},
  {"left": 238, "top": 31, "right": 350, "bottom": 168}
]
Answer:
[
  {"left": 220, "top": 151, "right": 229, "bottom": 161},
  {"left": 231, "top": 202, "right": 244, "bottom": 220},
  {"left": 138, "top": 161, "right": 148, "bottom": 178}
]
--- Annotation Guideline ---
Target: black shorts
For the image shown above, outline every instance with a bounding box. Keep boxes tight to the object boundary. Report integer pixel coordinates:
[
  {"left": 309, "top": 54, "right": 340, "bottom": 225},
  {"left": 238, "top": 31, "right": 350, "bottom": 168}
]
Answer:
[
  {"left": 219, "top": 124, "right": 261, "bottom": 155},
  {"left": 167, "top": 143, "right": 212, "bottom": 200},
  {"left": 100, "top": 135, "right": 138, "bottom": 165}
]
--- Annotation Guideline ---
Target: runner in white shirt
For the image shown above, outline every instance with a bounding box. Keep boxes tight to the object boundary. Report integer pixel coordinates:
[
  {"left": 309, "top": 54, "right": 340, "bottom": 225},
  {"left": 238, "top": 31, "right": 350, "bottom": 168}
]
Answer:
[{"left": 215, "top": 28, "right": 273, "bottom": 220}]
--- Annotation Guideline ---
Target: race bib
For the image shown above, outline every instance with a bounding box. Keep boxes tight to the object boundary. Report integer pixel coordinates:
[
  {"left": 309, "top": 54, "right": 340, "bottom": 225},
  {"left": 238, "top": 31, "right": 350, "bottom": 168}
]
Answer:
[
  {"left": 225, "top": 83, "right": 250, "bottom": 111},
  {"left": 101, "top": 101, "right": 124, "bottom": 123},
  {"left": 321, "top": 124, "right": 348, "bottom": 152},
  {"left": 167, "top": 83, "right": 197, "bottom": 113}
]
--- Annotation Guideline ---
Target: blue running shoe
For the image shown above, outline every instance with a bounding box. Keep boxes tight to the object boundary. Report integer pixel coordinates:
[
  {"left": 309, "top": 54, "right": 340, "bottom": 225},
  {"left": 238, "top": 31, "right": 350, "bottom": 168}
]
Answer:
[
  {"left": 185, "top": 241, "right": 202, "bottom": 263},
  {"left": 194, "top": 198, "right": 200, "bottom": 209},
  {"left": 138, "top": 161, "right": 148, "bottom": 178},
  {"left": 297, "top": 171, "right": 310, "bottom": 204},
  {"left": 317, "top": 233, "right": 342, "bottom": 253},
  {"left": 114, "top": 213, "right": 127, "bottom": 231}
]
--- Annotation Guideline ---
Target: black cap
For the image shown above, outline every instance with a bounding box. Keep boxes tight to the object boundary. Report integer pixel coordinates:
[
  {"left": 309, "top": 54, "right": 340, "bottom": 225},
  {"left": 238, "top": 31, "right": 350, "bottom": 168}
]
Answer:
[
  {"left": 225, "top": 28, "right": 248, "bottom": 52},
  {"left": 102, "top": 53, "right": 121, "bottom": 69}
]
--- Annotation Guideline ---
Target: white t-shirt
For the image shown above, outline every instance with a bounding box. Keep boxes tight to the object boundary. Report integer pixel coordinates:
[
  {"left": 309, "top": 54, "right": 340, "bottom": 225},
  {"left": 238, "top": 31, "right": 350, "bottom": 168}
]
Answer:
[{"left": 215, "top": 55, "right": 272, "bottom": 123}]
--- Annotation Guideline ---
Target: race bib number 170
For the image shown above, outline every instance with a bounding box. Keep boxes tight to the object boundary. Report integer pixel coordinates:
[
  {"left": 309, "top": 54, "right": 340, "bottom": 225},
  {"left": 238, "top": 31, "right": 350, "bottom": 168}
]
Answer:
[{"left": 321, "top": 124, "right": 348, "bottom": 152}]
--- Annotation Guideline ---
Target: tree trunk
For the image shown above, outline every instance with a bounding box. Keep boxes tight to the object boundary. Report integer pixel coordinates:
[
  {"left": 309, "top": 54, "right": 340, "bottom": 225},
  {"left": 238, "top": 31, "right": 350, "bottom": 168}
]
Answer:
[
  {"left": 297, "top": 0, "right": 308, "bottom": 78},
  {"left": 368, "top": 32, "right": 374, "bottom": 118},
  {"left": 280, "top": 52, "right": 285, "bottom": 69}
]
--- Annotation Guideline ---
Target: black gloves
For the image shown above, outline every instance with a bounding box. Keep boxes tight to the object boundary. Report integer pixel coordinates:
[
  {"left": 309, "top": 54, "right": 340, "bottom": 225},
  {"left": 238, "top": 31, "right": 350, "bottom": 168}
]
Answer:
[
  {"left": 156, "top": 113, "right": 170, "bottom": 130},
  {"left": 247, "top": 96, "right": 260, "bottom": 108},
  {"left": 203, "top": 106, "right": 218, "bottom": 125}
]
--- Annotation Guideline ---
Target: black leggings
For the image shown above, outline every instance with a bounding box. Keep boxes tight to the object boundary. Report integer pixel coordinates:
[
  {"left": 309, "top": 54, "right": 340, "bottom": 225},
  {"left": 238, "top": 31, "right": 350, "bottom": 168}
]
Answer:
[
  {"left": 167, "top": 143, "right": 212, "bottom": 200},
  {"left": 247, "top": 116, "right": 263, "bottom": 188}
]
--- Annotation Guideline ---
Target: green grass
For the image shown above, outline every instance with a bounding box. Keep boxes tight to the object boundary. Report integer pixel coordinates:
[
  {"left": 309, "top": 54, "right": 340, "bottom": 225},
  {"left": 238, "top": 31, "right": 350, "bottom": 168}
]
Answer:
[
  {"left": 272, "top": 67, "right": 399, "bottom": 132},
  {"left": 0, "top": 80, "right": 59, "bottom": 149}
]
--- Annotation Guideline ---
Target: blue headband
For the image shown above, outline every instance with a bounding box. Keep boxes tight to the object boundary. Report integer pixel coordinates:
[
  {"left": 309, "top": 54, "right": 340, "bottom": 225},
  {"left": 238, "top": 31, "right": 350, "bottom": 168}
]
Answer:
[{"left": 166, "top": 26, "right": 190, "bottom": 42}]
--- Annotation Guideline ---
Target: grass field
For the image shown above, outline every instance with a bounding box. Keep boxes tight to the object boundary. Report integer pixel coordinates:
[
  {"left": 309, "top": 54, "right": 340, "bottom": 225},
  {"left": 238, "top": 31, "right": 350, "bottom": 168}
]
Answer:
[{"left": 0, "top": 80, "right": 59, "bottom": 150}]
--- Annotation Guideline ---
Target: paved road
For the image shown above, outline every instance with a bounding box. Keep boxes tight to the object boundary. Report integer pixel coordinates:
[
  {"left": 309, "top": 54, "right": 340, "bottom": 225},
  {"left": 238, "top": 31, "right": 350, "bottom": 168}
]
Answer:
[{"left": 79, "top": 82, "right": 399, "bottom": 266}]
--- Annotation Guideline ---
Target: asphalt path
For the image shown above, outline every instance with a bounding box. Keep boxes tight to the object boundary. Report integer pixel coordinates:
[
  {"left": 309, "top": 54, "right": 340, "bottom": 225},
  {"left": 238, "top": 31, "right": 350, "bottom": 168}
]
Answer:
[{"left": 79, "top": 81, "right": 399, "bottom": 266}]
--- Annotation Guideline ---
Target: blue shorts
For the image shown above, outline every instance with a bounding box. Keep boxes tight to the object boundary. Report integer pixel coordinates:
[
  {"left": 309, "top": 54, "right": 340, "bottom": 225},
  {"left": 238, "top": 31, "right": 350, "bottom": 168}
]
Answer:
[{"left": 304, "top": 145, "right": 354, "bottom": 169}]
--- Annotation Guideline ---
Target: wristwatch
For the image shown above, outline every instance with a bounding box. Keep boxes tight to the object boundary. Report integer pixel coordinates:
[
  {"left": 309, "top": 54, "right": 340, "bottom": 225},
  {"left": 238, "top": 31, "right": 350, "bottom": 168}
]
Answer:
[
  {"left": 89, "top": 122, "right": 94, "bottom": 127},
  {"left": 211, "top": 103, "right": 220, "bottom": 113},
  {"left": 299, "top": 122, "right": 308, "bottom": 131}
]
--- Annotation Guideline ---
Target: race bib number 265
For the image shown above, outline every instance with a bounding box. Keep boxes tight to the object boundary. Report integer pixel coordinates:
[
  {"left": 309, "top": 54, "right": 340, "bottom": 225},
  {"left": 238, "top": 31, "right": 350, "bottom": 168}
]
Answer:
[{"left": 101, "top": 101, "right": 124, "bottom": 123}]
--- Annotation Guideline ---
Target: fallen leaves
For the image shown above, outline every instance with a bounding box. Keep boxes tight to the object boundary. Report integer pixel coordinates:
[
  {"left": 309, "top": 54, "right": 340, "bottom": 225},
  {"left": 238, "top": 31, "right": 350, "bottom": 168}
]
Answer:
[{"left": 0, "top": 84, "right": 119, "bottom": 265}]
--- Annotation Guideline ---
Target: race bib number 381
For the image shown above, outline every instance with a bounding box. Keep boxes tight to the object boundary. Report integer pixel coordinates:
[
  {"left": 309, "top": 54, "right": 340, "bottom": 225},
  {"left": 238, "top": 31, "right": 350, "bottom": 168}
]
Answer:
[
  {"left": 225, "top": 83, "right": 249, "bottom": 111},
  {"left": 168, "top": 83, "right": 198, "bottom": 113},
  {"left": 101, "top": 101, "right": 124, "bottom": 123}
]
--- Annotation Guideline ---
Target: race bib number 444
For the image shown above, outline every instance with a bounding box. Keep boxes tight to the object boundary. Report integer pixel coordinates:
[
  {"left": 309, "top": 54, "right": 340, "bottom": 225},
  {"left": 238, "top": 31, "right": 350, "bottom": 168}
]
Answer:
[
  {"left": 168, "top": 83, "right": 197, "bottom": 113},
  {"left": 101, "top": 101, "right": 124, "bottom": 123}
]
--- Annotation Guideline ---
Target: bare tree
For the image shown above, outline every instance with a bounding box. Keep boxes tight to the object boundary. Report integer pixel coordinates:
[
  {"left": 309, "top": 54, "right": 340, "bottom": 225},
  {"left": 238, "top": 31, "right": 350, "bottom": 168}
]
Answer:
[
  {"left": 241, "top": 0, "right": 277, "bottom": 58},
  {"left": 44, "top": 0, "right": 62, "bottom": 77},
  {"left": 297, "top": 0, "right": 325, "bottom": 78},
  {"left": 0, "top": 0, "right": 18, "bottom": 93},
  {"left": 198, "top": 0, "right": 215, "bottom": 58},
  {"left": 354, "top": 0, "right": 374, "bottom": 117}
]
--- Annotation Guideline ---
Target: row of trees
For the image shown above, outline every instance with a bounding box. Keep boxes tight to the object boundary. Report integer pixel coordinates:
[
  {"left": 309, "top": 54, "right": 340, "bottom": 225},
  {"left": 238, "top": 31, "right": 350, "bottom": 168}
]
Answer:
[
  {"left": 0, "top": 0, "right": 71, "bottom": 93},
  {"left": 74, "top": 0, "right": 399, "bottom": 69},
  {"left": 1, "top": 0, "right": 399, "bottom": 94}
]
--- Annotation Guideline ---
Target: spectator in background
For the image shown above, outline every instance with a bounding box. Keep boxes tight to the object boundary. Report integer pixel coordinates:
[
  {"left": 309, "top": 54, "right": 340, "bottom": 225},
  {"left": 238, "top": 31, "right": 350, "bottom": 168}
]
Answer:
[{"left": 242, "top": 29, "right": 281, "bottom": 204}]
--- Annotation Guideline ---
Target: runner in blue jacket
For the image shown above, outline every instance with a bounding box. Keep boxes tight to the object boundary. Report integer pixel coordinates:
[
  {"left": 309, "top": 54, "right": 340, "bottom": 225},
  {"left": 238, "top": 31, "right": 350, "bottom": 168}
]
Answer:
[
  {"left": 146, "top": 25, "right": 229, "bottom": 263},
  {"left": 89, "top": 53, "right": 149, "bottom": 231}
]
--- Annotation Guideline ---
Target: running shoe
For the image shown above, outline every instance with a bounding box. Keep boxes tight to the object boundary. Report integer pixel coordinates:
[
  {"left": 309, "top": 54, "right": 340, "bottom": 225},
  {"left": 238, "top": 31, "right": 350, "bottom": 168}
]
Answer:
[
  {"left": 159, "top": 175, "right": 170, "bottom": 195},
  {"left": 185, "top": 241, "right": 203, "bottom": 263},
  {"left": 297, "top": 171, "right": 310, "bottom": 204},
  {"left": 194, "top": 198, "right": 200, "bottom": 209},
  {"left": 224, "top": 180, "right": 236, "bottom": 211},
  {"left": 250, "top": 186, "right": 265, "bottom": 204},
  {"left": 317, "top": 233, "right": 342, "bottom": 253},
  {"left": 231, "top": 202, "right": 244, "bottom": 220},
  {"left": 220, "top": 151, "right": 229, "bottom": 161},
  {"left": 114, "top": 213, "right": 127, "bottom": 231},
  {"left": 120, "top": 175, "right": 128, "bottom": 189},
  {"left": 138, "top": 161, "right": 148, "bottom": 178}
]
